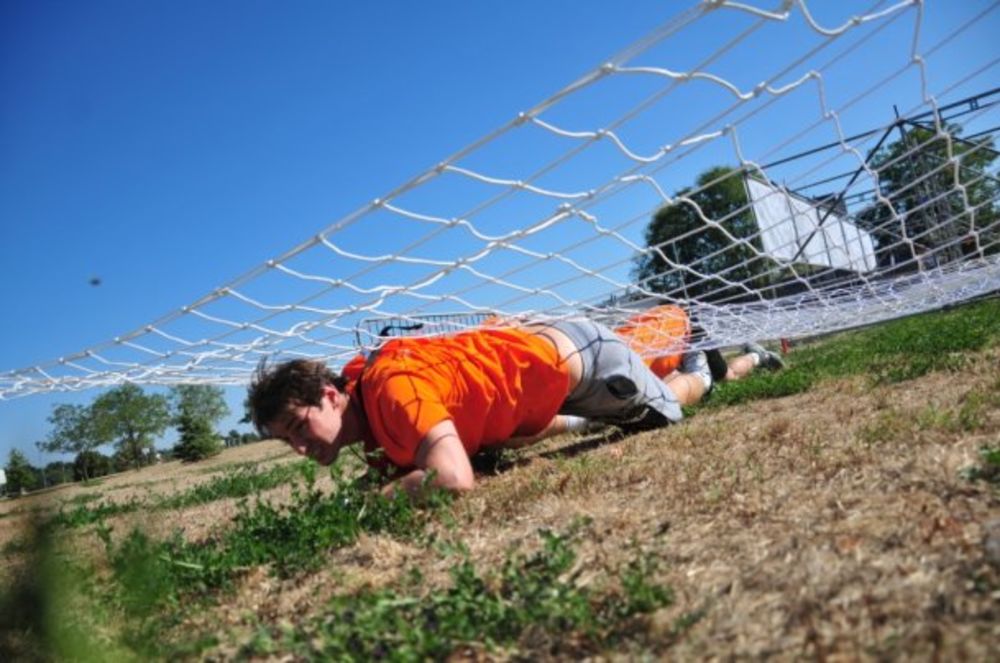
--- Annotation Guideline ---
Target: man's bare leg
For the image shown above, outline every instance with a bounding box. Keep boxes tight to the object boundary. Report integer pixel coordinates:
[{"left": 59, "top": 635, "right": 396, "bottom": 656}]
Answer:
[
  {"left": 728, "top": 343, "right": 785, "bottom": 380},
  {"left": 504, "top": 414, "right": 594, "bottom": 448},
  {"left": 727, "top": 353, "right": 757, "bottom": 380},
  {"left": 663, "top": 371, "right": 707, "bottom": 406}
]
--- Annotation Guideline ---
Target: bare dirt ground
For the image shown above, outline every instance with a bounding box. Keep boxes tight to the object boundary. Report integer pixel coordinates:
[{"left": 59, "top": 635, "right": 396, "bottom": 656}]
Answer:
[{"left": 4, "top": 347, "right": 999, "bottom": 659}]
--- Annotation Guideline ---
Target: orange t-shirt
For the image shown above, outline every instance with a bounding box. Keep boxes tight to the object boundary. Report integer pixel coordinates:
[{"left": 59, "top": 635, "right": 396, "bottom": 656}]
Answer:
[
  {"left": 615, "top": 305, "right": 690, "bottom": 378},
  {"left": 356, "top": 327, "right": 569, "bottom": 469}
]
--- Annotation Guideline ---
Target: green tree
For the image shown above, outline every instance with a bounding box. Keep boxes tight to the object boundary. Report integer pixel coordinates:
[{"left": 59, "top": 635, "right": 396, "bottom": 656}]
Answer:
[
  {"left": 169, "top": 385, "right": 230, "bottom": 426},
  {"left": 225, "top": 429, "right": 242, "bottom": 448},
  {"left": 858, "top": 123, "right": 1000, "bottom": 266},
  {"left": 92, "top": 385, "right": 170, "bottom": 471},
  {"left": 633, "top": 165, "right": 770, "bottom": 303},
  {"left": 173, "top": 414, "right": 222, "bottom": 462},
  {"left": 169, "top": 385, "right": 229, "bottom": 462},
  {"left": 42, "top": 461, "right": 73, "bottom": 487},
  {"left": 4, "top": 449, "right": 39, "bottom": 496},
  {"left": 38, "top": 403, "right": 111, "bottom": 481},
  {"left": 73, "top": 450, "right": 113, "bottom": 482}
]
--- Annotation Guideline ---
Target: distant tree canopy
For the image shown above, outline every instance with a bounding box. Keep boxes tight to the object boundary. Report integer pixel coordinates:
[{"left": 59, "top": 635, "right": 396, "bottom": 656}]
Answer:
[
  {"left": 170, "top": 385, "right": 229, "bottom": 462},
  {"left": 25, "top": 384, "right": 245, "bottom": 480},
  {"left": 173, "top": 414, "right": 222, "bottom": 462},
  {"left": 856, "top": 123, "right": 999, "bottom": 265},
  {"left": 73, "top": 450, "right": 113, "bottom": 482},
  {"left": 224, "top": 429, "right": 261, "bottom": 448},
  {"left": 633, "top": 165, "right": 769, "bottom": 304},
  {"left": 634, "top": 126, "right": 999, "bottom": 303},
  {"left": 169, "top": 385, "right": 230, "bottom": 427},
  {"left": 92, "top": 384, "right": 170, "bottom": 471},
  {"left": 4, "top": 449, "right": 38, "bottom": 496},
  {"left": 38, "top": 403, "right": 110, "bottom": 480},
  {"left": 41, "top": 460, "right": 74, "bottom": 487}
]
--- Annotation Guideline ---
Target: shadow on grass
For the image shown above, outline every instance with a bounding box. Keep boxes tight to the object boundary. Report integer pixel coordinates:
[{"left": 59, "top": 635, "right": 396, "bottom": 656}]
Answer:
[{"left": 472, "top": 429, "right": 630, "bottom": 477}]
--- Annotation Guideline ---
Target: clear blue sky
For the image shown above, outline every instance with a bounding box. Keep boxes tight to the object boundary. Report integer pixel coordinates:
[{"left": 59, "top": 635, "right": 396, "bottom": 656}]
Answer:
[{"left": 1, "top": 1, "right": 996, "bottom": 467}]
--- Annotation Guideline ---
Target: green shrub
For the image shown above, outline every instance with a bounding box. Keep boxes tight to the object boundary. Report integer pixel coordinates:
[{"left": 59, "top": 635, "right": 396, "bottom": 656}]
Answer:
[
  {"left": 173, "top": 414, "right": 222, "bottom": 462},
  {"left": 962, "top": 445, "right": 1000, "bottom": 484}
]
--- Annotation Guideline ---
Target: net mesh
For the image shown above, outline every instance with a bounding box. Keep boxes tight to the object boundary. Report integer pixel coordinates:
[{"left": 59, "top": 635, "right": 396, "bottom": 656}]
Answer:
[{"left": 3, "top": 0, "right": 999, "bottom": 399}]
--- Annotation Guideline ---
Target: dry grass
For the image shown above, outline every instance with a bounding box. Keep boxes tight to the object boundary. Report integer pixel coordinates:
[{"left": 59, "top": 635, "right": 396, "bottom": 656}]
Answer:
[
  {"left": 440, "top": 359, "right": 1000, "bottom": 659},
  {"left": 0, "top": 441, "right": 297, "bottom": 564},
  {"left": 4, "top": 347, "right": 1000, "bottom": 659}
]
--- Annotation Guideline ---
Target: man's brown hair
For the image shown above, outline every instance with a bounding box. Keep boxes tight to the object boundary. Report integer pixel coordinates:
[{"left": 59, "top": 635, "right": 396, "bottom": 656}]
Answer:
[{"left": 247, "top": 359, "right": 347, "bottom": 435}]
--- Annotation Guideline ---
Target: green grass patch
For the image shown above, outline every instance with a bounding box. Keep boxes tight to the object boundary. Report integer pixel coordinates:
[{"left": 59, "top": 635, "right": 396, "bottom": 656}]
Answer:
[
  {"left": 101, "top": 463, "right": 448, "bottom": 611},
  {"left": 49, "top": 497, "right": 145, "bottom": 529},
  {"left": 157, "top": 461, "right": 304, "bottom": 510},
  {"left": 48, "top": 461, "right": 309, "bottom": 529},
  {"left": 707, "top": 298, "right": 1000, "bottom": 408},
  {"left": 244, "top": 525, "right": 674, "bottom": 660},
  {"left": 0, "top": 524, "right": 136, "bottom": 662},
  {"left": 92, "top": 463, "right": 451, "bottom": 656},
  {"left": 962, "top": 445, "right": 1000, "bottom": 485}
]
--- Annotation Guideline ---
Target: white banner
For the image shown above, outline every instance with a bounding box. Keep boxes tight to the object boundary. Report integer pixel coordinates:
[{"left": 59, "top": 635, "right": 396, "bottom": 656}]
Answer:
[{"left": 746, "top": 177, "right": 876, "bottom": 272}]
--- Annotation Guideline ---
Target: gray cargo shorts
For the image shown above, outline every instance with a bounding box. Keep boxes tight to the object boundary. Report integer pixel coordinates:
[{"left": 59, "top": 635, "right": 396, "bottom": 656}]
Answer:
[{"left": 548, "top": 318, "right": 682, "bottom": 431}]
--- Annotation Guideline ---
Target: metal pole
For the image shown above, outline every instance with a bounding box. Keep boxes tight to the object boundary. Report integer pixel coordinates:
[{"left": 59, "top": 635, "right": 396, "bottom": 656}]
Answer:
[{"left": 786, "top": 120, "right": 901, "bottom": 264}]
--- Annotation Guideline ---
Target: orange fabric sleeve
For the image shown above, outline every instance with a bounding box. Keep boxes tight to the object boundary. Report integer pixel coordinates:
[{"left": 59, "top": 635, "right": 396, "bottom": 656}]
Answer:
[{"left": 366, "top": 372, "right": 451, "bottom": 468}]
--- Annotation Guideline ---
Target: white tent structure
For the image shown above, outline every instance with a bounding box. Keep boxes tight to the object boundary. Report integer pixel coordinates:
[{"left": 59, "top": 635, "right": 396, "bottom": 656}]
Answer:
[{"left": 745, "top": 177, "right": 877, "bottom": 273}]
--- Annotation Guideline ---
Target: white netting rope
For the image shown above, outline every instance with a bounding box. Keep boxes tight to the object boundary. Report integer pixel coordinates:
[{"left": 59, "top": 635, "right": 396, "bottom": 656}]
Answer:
[{"left": 3, "top": 0, "right": 999, "bottom": 398}]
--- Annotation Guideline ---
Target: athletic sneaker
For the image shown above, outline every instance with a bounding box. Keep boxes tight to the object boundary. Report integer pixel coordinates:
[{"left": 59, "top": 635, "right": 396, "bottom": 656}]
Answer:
[{"left": 742, "top": 342, "right": 785, "bottom": 371}]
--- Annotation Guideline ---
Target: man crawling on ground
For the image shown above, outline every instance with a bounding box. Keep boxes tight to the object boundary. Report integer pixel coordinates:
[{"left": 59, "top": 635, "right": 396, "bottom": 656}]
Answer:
[{"left": 247, "top": 314, "right": 781, "bottom": 497}]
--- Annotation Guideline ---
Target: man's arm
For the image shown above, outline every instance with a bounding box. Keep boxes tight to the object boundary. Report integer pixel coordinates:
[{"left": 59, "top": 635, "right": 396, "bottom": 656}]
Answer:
[{"left": 381, "top": 419, "right": 475, "bottom": 498}]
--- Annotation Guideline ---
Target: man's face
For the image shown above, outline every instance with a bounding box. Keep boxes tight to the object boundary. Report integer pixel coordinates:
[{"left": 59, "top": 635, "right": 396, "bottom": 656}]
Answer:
[{"left": 269, "top": 386, "right": 346, "bottom": 465}]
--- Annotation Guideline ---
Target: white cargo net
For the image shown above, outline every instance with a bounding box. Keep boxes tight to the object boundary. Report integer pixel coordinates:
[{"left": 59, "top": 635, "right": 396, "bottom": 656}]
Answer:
[{"left": 3, "top": 0, "right": 999, "bottom": 398}]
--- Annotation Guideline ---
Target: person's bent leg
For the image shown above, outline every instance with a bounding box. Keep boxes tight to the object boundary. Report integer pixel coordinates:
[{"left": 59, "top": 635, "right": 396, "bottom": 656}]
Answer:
[
  {"left": 663, "top": 371, "right": 707, "bottom": 406},
  {"left": 728, "top": 342, "right": 785, "bottom": 380},
  {"left": 727, "top": 353, "right": 757, "bottom": 380},
  {"left": 503, "top": 414, "right": 601, "bottom": 448},
  {"left": 551, "top": 319, "right": 683, "bottom": 431}
]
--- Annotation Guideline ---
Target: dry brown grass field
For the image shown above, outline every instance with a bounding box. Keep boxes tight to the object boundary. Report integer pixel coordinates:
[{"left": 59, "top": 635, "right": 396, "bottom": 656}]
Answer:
[
  {"left": 0, "top": 442, "right": 298, "bottom": 557},
  {"left": 2, "top": 304, "right": 999, "bottom": 660}
]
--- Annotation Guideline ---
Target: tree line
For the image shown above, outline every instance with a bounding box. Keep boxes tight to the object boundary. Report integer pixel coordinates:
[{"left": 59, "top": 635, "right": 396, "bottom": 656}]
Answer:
[{"left": 2, "top": 384, "right": 260, "bottom": 497}]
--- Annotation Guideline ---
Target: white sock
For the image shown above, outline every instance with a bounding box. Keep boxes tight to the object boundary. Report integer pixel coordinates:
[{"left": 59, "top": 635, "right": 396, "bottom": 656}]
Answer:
[
  {"left": 561, "top": 415, "right": 590, "bottom": 433},
  {"left": 681, "top": 351, "right": 713, "bottom": 390}
]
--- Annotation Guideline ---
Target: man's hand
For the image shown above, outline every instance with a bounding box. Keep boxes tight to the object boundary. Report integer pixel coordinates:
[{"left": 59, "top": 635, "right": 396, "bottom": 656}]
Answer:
[{"left": 382, "top": 419, "right": 474, "bottom": 498}]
